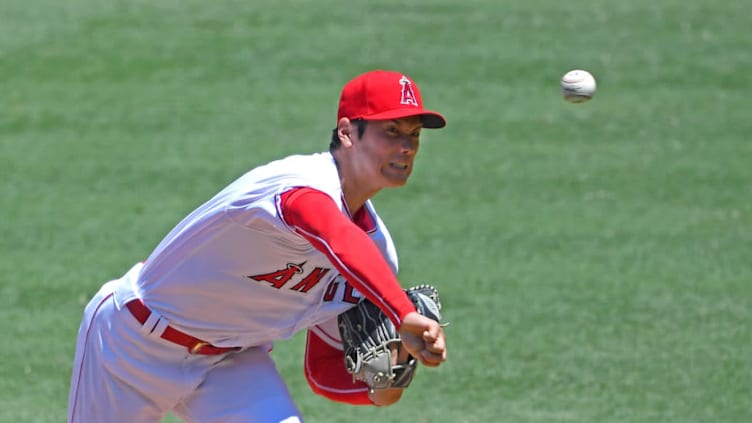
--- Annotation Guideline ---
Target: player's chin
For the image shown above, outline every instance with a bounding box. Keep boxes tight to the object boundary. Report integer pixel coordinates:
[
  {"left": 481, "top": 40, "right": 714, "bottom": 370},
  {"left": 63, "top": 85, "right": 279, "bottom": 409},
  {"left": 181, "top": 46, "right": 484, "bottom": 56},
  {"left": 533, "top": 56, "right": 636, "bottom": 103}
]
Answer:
[
  {"left": 382, "top": 167, "right": 411, "bottom": 186},
  {"left": 387, "top": 178, "right": 409, "bottom": 187}
]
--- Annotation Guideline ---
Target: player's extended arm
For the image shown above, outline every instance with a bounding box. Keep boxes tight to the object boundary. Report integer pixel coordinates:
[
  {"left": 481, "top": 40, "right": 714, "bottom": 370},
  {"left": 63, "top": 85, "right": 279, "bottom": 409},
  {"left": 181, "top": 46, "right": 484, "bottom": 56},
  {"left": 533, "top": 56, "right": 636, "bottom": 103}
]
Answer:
[
  {"left": 281, "top": 187, "right": 446, "bottom": 367},
  {"left": 279, "top": 187, "right": 414, "bottom": 325}
]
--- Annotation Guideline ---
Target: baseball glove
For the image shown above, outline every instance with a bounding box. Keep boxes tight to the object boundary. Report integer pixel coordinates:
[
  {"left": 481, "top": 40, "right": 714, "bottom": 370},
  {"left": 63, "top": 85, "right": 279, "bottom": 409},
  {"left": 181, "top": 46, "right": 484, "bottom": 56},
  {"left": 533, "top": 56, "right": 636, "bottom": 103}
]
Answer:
[{"left": 337, "top": 284, "right": 442, "bottom": 392}]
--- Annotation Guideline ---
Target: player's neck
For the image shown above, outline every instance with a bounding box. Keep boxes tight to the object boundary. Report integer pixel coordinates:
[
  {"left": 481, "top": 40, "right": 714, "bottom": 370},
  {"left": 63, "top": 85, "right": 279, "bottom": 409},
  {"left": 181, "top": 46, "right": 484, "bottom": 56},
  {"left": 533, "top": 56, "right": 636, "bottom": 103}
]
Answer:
[
  {"left": 333, "top": 152, "right": 378, "bottom": 215},
  {"left": 341, "top": 180, "right": 378, "bottom": 216}
]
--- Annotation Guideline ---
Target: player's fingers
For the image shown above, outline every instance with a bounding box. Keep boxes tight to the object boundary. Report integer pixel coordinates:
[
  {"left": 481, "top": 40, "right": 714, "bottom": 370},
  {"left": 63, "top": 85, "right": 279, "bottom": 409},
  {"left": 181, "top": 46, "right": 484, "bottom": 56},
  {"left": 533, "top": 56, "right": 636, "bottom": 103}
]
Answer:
[
  {"left": 399, "top": 333, "right": 425, "bottom": 359},
  {"left": 422, "top": 321, "right": 444, "bottom": 344},
  {"left": 419, "top": 349, "right": 446, "bottom": 367},
  {"left": 426, "top": 332, "right": 445, "bottom": 353},
  {"left": 401, "top": 313, "right": 446, "bottom": 366},
  {"left": 419, "top": 334, "right": 446, "bottom": 366}
]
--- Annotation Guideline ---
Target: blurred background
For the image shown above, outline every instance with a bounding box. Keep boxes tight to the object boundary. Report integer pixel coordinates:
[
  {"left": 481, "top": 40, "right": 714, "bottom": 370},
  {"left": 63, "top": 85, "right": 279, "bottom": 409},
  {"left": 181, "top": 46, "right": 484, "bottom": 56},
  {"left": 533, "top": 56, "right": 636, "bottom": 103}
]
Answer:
[{"left": 1, "top": 0, "right": 750, "bottom": 421}]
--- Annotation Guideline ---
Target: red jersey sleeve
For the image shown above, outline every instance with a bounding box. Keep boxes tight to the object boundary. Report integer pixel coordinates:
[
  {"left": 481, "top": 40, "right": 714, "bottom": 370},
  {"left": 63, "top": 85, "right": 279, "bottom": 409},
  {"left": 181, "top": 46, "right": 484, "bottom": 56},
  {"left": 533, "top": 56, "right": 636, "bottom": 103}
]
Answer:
[
  {"left": 304, "top": 325, "right": 372, "bottom": 405},
  {"left": 279, "top": 187, "right": 415, "bottom": 327}
]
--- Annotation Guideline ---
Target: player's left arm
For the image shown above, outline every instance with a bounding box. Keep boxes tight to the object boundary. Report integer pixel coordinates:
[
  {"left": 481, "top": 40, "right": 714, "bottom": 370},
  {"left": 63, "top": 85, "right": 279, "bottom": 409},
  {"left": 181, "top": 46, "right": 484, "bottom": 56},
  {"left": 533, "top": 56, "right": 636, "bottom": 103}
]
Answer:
[{"left": 304, "top": 322, "right": 404, "bottom": 406}]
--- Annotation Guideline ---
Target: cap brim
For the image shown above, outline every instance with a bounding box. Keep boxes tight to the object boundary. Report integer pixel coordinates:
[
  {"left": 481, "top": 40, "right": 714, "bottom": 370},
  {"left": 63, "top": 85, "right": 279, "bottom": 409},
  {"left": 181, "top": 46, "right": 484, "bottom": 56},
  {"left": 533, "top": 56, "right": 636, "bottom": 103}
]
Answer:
[{"left": 361, "top": 109, "right": 446, "bottom": 129}]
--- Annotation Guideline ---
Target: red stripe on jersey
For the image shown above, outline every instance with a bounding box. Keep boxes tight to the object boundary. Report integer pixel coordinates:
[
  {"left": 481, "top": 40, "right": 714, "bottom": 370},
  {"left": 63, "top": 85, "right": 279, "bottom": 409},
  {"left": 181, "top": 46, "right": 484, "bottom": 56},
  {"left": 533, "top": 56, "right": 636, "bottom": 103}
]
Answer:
[
  {"left": 342, "top": 193, "right": 377, "bottom": 233},
  {"left": 279, "top": 187, "right": 415, "bottom": 327}
]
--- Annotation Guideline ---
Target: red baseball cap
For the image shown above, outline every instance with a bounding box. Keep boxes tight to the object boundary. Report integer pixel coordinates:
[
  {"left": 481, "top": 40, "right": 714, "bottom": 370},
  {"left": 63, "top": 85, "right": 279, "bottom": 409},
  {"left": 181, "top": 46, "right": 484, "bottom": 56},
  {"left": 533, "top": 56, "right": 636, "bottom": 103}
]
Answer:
[{"left": 337, "top": 70, "right": 446, "bottom": 129}]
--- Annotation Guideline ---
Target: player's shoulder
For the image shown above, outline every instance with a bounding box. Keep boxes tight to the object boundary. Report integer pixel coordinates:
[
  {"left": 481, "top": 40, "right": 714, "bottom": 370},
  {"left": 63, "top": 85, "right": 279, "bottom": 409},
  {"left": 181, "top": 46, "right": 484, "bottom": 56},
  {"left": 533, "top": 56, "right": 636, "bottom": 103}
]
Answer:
[
  {"left": 258, "top": 151, "right": 336, "bottom": 178},
  {"left": 272, "top": 151, "right": 334, "bottom": 167},
  {"left": 227, "top": 151, "right": 340, "bottom": 201}
]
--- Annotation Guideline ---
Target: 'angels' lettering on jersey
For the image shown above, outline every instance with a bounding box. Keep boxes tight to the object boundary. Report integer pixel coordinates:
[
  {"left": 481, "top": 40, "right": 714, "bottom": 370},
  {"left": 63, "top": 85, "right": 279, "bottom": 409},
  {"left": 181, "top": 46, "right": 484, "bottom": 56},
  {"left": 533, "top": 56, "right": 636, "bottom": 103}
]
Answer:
[
  {"left": 248, "top": 262, "right": 332, "bottom": 294},
  {"left": 322, "top": 279, "right": 360, "bottom": 304},
  {"left": 248, "top": 263, "right": 361, "bottom": 305}
]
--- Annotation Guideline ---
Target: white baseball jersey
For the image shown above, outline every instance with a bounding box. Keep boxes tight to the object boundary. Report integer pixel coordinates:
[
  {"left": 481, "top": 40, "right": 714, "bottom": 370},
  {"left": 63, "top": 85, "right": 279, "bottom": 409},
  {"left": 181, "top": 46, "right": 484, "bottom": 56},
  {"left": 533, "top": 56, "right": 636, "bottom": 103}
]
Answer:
[{"left": 119, "top": 151, "right": 399, "bottom": 348}]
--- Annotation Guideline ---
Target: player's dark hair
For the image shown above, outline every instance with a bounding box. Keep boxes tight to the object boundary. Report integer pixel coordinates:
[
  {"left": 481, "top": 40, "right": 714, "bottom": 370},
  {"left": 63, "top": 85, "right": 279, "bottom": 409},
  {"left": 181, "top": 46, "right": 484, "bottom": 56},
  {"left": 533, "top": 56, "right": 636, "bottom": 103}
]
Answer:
[{"left": 329, "top": 119, "right": 368, "bottom": 151}]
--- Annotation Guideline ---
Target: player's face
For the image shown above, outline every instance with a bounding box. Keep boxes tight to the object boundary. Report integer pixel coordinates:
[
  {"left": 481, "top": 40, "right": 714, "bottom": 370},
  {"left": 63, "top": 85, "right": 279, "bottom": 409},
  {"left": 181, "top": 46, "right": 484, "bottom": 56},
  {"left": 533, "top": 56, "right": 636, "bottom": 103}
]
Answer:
[{"left": 356, "top": 117, "right": 423, "bottom": 187}]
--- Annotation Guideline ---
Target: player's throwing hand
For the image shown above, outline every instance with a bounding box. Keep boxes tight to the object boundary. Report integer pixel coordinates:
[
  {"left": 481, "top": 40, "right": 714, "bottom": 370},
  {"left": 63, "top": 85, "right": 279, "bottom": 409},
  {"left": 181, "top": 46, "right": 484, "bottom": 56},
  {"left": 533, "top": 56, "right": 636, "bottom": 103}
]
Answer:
[{"left": 399, "top": 312, "right": 447, "bottom": 367}]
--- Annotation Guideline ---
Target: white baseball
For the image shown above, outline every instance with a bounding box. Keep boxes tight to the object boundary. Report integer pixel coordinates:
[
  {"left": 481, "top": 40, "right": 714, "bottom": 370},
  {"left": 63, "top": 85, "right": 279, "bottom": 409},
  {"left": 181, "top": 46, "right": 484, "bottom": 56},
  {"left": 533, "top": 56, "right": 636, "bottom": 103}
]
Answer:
[{"left": 560, "top": 69, "right": 596, "bottom": 103}]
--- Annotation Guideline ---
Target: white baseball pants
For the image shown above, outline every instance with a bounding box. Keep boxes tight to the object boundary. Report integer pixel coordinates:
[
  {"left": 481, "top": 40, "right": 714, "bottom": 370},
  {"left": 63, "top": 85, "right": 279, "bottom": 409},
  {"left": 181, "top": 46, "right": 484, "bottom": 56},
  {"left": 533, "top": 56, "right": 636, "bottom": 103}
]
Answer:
[{"left": 68, "top": 279, "right": 302, "bottom": 423}]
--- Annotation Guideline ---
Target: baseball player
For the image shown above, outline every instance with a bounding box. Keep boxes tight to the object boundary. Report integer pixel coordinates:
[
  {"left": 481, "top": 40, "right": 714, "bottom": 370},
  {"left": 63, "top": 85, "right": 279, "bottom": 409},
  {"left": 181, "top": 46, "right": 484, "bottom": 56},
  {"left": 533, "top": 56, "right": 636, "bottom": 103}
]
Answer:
[{"left": 68, "top": 69, "right": 448, "bottom": 423}]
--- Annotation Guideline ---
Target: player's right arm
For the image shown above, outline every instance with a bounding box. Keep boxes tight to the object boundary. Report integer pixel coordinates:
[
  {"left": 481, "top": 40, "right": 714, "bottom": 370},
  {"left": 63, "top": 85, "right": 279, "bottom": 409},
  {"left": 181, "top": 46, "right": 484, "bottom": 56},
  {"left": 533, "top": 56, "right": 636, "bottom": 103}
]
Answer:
[
  {"left": 280, "top": 187, "right": 446, "bottom": 368},
  {"left": 279, "top": 187, "right": 415, "bottom": 326}
]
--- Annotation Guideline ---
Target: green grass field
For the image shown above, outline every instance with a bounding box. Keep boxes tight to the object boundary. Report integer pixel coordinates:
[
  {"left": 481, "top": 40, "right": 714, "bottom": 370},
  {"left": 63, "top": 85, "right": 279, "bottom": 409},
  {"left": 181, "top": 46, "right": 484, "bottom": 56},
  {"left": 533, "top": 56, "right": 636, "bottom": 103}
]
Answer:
[{"left": 2, "top": 0, "right": 750, "bottom": 421}]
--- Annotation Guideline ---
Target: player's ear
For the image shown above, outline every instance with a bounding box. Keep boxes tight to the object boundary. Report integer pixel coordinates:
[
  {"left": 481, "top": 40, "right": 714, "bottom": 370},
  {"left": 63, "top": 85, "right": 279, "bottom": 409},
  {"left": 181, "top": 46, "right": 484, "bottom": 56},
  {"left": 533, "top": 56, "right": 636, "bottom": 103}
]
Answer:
[{"left": 337, "top": 117, "right": 355, "bottom": 148}]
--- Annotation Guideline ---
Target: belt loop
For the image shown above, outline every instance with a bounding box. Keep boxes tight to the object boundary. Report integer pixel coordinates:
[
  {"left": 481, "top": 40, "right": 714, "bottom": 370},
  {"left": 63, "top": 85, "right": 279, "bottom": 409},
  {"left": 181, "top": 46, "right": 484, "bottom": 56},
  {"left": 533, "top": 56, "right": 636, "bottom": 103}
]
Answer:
[
  {"left": 149, "top": 317, "right": 170, "bottom": 339},
  {"left": 138, "top": 307, "right": 169, "bottom": 340},
  {"left": 140, "top": 311, "right": 162, "bottom": 336}
]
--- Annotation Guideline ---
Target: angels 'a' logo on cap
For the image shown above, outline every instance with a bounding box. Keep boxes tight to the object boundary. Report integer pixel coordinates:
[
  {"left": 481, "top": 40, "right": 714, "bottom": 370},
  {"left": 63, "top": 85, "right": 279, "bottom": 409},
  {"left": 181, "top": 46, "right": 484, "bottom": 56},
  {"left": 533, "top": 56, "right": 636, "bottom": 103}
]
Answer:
[{"left": 399, "top": 76, "right": 419, "bottom": 107}]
